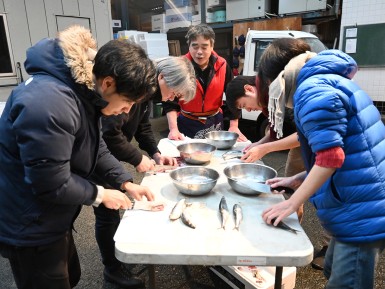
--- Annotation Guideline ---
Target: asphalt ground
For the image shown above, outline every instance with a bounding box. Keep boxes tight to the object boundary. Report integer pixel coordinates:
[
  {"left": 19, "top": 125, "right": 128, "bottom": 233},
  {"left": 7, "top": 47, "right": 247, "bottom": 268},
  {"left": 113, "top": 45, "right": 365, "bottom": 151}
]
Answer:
[{"left": 1, "top": 114, "right": 385, "bottom": 289}]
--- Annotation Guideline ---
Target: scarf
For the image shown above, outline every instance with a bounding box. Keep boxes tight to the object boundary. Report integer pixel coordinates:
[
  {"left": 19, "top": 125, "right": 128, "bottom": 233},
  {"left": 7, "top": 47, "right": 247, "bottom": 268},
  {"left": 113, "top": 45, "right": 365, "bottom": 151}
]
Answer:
[{"left": 268, "top": 51, "right": 316, "bottom": 139}]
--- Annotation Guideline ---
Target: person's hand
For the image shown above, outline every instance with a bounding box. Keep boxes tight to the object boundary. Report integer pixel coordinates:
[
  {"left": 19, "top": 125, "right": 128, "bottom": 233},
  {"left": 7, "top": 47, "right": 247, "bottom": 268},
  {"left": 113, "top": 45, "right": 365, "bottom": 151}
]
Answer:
[
  {"left": 266, "top": 174, "right": 303, "bottom": 191},
  {"left": 136, "top": 155, "right": 156, "bottom": 173},
  {"left": 122, "top": 182, "right": 155, "bottom": 201},
  {"left": 243, "top": 142, "right": 257, "bottom": 152},
  {"left": 241, "top": 145, "right": 269, "bottom": 162},
  {"left": 168, "top": 128, "right": 184, "bottom": 140},
  {"left": 102, "top": 189, "right": 132, "bottom": 210},
  {"left": 262, "top": 198, "right": 299, "bottom": 226},
  {"left": 228, "top": 127, "right": 248, "bottom": 142},
  {"left": 159, "top": 155, "right": 178, "bottom": 166}
]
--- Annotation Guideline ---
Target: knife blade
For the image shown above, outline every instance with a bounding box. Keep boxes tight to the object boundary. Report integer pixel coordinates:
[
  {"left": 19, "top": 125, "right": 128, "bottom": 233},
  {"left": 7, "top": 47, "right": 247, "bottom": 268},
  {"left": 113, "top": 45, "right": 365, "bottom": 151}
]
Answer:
[
  {"left": 237, "top": 179, "right": 271, "bottom": 194},
  {"left": 131, "top": 200, "right": 166, "bottom": 211}
]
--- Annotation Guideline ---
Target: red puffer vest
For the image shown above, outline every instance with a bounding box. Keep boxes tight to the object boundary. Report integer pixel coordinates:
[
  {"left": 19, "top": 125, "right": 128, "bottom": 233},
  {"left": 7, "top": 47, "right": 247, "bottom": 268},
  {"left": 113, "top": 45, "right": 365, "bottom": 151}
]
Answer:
[{"left": 181, "top": 51, "right": 226, "bottom": 114}]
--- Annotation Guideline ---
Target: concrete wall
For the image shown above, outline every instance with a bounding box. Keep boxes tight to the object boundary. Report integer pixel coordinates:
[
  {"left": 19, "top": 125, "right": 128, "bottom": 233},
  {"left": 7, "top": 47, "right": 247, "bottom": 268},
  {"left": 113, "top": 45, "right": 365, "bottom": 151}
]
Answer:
[
  {"left": 339, "top": 0, "right": 385, "bottom": 104},
  {"left": 0, "top": 0, "right": 112, "bottom": 86}
]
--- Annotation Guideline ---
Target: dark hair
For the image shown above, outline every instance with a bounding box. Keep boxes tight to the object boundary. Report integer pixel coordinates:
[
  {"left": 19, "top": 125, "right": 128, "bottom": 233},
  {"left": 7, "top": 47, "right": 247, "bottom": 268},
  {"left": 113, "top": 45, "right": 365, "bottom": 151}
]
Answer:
[
  {"left": 185, "top": 24, "right": 215, "bottom": 46},
  {"left": 258, "top": 38, "right": 310, "bottom": 101},
  {"left": 225, "top": 75, "right": 256, "bottom": 115},
  {"left": 93, "top": 40, "right": 157, "bottom": 102}
]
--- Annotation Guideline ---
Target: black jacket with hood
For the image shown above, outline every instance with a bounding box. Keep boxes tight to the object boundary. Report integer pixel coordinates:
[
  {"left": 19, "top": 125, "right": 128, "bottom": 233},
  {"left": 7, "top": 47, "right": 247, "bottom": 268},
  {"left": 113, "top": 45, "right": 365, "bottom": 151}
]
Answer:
[{"left": 0, "top": 27, "right": 132, "bottom": 246}]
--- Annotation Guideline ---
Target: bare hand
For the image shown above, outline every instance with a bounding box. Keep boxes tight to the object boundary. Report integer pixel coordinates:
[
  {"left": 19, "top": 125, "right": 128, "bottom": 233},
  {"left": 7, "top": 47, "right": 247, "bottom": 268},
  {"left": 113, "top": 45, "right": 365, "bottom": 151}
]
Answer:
[
  {"left": 136, "top": 155, "right": 155, "bottom": 173},
  {"left": 102, "top": 189, "right": 132, "bottom": 210},
  {"left": 228, "top": 127, "right": 248, "bottom": 142},
  {"left": 153, "top": 152, "right": 178, "bottom": 166},
  {"left": 168, "top": 128, "right": 184, "bottom": 140},
  {"left": 262, "top": 199, "right": 297, "bottom": 226},
  {"left": 266, "top": 176, "right": 302, "bottom": 191},
  {"left": 243, "top": 142, "right": 258, "bottom": 152},
  {"left": 241, "top": 145, "right": 268, "bottom": 162},
  {"left": 122, "top": 182, "right": 155, "bottom": 201}
]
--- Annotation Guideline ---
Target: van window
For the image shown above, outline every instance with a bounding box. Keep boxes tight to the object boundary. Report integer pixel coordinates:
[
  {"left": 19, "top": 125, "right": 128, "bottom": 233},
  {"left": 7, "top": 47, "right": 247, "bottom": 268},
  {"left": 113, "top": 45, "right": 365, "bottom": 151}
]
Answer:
[
  {"left": 252, "top": 37, "right": 327, "bottom": 72},
  {"left": 253, "top": 40, "right": 271, "bottom": 72},
  {"left": 0, "top": 14, "right": 14, "bottom": 76}
]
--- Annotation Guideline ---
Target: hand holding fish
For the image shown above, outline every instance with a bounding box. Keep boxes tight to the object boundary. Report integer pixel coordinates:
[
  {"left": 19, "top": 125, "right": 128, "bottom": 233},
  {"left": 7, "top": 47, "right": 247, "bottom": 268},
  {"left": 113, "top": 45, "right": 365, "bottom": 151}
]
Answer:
[{"left": 262, "top": 198, "right": 299, "bottom": 227}]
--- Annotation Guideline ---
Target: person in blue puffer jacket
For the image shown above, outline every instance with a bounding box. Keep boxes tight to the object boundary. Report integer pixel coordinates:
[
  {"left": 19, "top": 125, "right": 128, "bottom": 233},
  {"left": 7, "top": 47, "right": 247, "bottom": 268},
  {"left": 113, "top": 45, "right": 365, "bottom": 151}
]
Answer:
[{"left": 259, "top": 38, "right": 385, "bottom": 288}]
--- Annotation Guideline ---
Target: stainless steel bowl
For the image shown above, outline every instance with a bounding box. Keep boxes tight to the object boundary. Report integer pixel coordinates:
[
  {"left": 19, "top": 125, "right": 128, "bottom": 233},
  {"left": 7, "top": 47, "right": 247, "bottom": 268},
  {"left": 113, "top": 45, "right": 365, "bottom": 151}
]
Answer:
[
  {"left": 223, "top": 163, "right": 278, "bottom": 195},
  {"left": 205, "top": 131, "right": 239, "bottom": 150},
  {"left": 177, "top": 142, "right": 216, "bottom": 165},
  {"left": 169, "top": 166, "right": 219, "bottom": 196}
]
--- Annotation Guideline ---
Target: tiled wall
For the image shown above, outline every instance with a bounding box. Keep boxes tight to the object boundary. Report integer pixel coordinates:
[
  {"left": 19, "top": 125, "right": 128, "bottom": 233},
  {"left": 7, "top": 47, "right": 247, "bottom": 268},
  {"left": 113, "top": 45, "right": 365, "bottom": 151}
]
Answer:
[{"left": 339, "top": 0, "right": 385, "bottom": 103}]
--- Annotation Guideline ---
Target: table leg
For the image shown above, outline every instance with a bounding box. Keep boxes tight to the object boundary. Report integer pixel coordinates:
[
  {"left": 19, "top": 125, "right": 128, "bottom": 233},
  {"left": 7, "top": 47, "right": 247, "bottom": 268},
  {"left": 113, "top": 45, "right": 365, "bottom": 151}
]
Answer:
[
  {"left": 274, "top": 266, "right": 283, "bottom": 289},
  {"left": 148, "top": 265, "right": 156, "bottom": 289}
]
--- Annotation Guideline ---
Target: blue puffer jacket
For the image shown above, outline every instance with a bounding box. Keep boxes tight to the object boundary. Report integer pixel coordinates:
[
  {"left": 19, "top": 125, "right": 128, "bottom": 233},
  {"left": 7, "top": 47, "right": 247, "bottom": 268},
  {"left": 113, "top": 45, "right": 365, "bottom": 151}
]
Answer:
[
  {"left": 294, "top": 50, "right": 385, "bottom": 243},
  {"left": 0, "top": 31, "right": 132, "bottom": 247}
]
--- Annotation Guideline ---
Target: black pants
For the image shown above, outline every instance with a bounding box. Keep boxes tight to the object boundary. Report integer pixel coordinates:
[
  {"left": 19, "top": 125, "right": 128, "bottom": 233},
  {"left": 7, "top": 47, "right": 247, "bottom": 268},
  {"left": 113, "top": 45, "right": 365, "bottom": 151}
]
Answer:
[
  {"left": 0, "top": 231, "right": 81, "bottom": 289},
  {"left": 93, "top": 203, "right": 121, "bottom": 272}
]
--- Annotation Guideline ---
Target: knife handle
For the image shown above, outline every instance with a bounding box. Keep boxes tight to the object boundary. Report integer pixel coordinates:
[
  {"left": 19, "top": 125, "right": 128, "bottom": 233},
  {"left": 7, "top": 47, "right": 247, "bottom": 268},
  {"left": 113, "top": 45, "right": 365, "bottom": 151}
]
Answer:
[{"left": 128, "top": 196, "right": 136, "bottom": 210}]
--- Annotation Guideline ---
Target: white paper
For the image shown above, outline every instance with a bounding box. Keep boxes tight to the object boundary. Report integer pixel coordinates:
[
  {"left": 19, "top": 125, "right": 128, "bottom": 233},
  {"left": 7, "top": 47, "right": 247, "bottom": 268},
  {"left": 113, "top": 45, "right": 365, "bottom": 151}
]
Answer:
[
  {"left": 346, "top": 28, "right": 357, "bottom": 38},
  {"left": 345, "top": 38, "right": 357, "bottom": 54}
]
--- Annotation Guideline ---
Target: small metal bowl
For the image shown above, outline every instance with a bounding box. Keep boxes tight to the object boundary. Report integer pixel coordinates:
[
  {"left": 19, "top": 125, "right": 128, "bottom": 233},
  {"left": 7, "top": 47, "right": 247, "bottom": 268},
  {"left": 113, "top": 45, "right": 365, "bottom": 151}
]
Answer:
[
  {"left": 223, "top": 163, "right": 278, "bottom": 195},
  {"left": 169, "top": 166, "right": 219, "bottom": 196},
  {"left": 177, "top": 142, "right": 216, "bottom": 165},
  {"left": 205, "top": 131, "right": 239, "bottom": 150}
]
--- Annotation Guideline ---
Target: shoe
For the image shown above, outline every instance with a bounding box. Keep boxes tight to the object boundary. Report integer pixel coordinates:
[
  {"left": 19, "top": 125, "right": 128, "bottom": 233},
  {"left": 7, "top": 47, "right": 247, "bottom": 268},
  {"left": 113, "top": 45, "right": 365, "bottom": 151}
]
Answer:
[
  {"left": 103, "top": 266, "right": 145, "bottom": 288},
  {"left": 311, "top": 245, "right": 328, "bottom": 270}
]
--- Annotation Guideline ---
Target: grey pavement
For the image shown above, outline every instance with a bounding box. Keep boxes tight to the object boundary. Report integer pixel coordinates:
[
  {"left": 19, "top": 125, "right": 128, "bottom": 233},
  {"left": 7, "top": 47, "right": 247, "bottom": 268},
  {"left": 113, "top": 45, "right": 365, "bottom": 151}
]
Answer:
[{"left": 0, "top": 90, "right": 385, "bottom": 288}]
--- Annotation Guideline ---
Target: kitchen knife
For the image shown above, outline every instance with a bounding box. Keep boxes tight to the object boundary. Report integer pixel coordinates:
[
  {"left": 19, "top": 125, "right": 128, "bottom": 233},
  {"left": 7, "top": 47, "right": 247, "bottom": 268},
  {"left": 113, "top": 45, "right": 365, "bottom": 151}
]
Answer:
[
  {"left": 237, "top": 179, "right": 271, "bottom": 194},
  {"left": 130, "top": 200, "right": 166, "bottom": 211}
]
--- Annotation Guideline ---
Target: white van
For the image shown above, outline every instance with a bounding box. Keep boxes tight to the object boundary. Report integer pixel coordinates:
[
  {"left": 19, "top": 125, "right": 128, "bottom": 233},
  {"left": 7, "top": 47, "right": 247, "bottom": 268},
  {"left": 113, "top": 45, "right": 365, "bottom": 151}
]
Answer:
[{"left": 236, "top": 30, "right": 327, "bottom": 140}]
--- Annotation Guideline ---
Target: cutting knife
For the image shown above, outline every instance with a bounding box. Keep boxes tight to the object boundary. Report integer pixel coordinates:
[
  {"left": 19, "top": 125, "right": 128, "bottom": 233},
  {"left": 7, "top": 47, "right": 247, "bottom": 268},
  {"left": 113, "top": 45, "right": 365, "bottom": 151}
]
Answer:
[
  {"left": 129, "top": 199, "right": 166, "bottom": 211},
  {"left": 237, "top": 179, "right": 271, "bottom": 194}
]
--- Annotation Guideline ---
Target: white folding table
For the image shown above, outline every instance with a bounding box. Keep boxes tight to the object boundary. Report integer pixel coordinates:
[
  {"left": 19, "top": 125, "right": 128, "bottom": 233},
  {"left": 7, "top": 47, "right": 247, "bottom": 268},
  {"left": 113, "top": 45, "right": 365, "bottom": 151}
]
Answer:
[{"left": 114, "top": 138, "right": 313, "bottom": 289}]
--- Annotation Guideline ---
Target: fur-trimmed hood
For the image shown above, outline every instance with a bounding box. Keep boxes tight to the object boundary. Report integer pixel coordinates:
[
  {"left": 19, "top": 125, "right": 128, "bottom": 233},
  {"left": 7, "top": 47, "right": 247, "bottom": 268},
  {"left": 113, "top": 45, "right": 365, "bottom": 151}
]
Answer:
[{"left": 25, "top": 25, "right": 97, "bottom": 90}]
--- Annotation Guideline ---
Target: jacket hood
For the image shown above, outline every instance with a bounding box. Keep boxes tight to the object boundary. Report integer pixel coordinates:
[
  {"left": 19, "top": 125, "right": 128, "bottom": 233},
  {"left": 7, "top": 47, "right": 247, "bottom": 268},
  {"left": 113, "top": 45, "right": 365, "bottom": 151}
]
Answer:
[
  {"left": 25, "top": 25, "right": 97, "bottom": 90},
  {"left": 297, "top": 50, "right": 358, "bottom": 86}
]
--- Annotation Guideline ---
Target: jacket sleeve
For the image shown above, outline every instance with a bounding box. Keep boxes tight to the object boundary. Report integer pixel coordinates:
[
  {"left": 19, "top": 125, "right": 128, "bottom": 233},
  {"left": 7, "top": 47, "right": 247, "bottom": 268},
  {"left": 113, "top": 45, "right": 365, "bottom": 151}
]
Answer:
[
  {"left": 162, "top": 98, "right": 180, "bottom": 114},
  {"left": 102, "top": 114, "right": 143, "bottom": 166},
  {"left": 295, "top": 83, "right": 348, "bottom": 153},
  {"left": 92, "top": 138, "right": 133, "bottom": 189},
  {"left": 132, "top": 103, "right": 160, "bottom": 158}
]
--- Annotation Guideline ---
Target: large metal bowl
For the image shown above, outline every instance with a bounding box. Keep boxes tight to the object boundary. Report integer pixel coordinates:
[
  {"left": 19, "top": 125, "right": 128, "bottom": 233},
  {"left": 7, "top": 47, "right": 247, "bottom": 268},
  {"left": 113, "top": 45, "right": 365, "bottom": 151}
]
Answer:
[
  {"left": 169, "top": 166, "right": 219, "bottom": 196},
  {"left": 205, "top": 131, "right": 239, "bottom": 150},
  {"left": 177, "top": 142, "right": 216, "bottom": 165},
  {"left": 223, "top": 163, "right": 278, "bottom": 195}
]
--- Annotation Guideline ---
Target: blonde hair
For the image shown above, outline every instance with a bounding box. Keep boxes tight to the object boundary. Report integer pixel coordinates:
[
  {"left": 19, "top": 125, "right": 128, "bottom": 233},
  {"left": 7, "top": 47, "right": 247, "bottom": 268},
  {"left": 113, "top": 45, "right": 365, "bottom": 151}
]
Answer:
[{"left": 154, "top": 56, "right": 196, "bottom": 103}]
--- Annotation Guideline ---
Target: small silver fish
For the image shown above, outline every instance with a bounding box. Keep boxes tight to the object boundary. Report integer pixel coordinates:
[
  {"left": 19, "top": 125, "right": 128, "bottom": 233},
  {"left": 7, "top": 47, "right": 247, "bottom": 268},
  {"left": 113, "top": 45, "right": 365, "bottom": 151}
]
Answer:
[
  {"left": 169, "top": 198, "right": 186, "bottom": 221},
  {"left": 219, "top": 196, "right": 230, "bottom": 230},
  {"left": 222, "top": 150, "right": 244, "bottom": 161},
  {"left": 181, "top": 206, "right": 196, "bottom": 229},
  {"left": 271, "top": 217, "right": 300, "bottom": 234},
  {"left": 233, "top": 204, "right": 243, "bottom": 230}
]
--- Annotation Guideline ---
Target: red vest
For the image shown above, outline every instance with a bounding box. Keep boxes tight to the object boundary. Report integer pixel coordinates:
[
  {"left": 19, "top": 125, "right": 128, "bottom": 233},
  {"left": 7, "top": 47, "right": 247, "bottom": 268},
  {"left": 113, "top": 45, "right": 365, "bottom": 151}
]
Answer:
[{"left": 181, "top": 52, "right": 226, "bottom": 114}]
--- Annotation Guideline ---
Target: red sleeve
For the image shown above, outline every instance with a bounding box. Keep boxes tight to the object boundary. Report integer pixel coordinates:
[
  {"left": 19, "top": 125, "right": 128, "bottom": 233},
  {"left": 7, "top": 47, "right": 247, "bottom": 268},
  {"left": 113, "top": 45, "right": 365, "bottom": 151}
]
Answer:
[{"left": 315, "top": 147, "right": 345, "bottom": 168}]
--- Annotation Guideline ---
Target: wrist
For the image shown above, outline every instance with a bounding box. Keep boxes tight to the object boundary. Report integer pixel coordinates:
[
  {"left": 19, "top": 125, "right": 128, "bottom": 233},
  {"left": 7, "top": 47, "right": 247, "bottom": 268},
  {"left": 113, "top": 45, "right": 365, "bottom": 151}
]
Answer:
[{"left": 92, "top": 185, "right": 104, "bottom": 207}]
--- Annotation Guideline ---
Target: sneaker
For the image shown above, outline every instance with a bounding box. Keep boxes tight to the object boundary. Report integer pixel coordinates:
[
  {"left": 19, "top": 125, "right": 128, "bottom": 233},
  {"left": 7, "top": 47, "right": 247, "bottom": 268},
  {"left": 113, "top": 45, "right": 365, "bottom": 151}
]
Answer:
[
  {"left": 311, "top": 245, "right": 328, "bottom": 270},
  {"left": 103, "top": 266, "right": 145, "bottom": 288}
]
